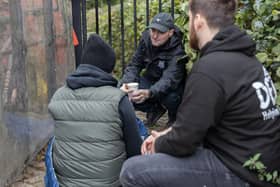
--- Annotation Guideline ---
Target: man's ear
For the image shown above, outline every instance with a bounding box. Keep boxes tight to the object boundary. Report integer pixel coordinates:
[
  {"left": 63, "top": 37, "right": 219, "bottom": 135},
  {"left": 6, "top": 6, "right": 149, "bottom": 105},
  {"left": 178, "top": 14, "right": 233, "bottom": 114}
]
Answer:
[
  {"left": 168, "top": 29, "right": 175, "bottom": 37},
  {"left": 194, "top": 13, "right": 206, "bottom": 31}
]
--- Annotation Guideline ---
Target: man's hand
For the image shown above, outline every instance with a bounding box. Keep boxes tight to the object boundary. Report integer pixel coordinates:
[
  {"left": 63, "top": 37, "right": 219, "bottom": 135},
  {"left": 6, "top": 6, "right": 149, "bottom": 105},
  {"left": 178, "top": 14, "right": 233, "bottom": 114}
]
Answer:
[
  {"left": 120, "top": 83, "right": 129, "bottom": 93},
  {"left": 131, "top": 89, "right": 150, "bottom": 103},
  {"left": 141, "top": 134, "right": 156, "bottom": 155},
  {"left": 141, "top": 127, "right": 172, "bottom": 155}
]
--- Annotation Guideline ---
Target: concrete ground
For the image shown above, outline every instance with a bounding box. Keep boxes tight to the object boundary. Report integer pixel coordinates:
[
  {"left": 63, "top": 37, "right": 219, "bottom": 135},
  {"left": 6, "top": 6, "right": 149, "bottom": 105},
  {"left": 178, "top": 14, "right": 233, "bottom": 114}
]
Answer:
[{"left": 9, "top": 111, "right": 168, "bottom": 187}]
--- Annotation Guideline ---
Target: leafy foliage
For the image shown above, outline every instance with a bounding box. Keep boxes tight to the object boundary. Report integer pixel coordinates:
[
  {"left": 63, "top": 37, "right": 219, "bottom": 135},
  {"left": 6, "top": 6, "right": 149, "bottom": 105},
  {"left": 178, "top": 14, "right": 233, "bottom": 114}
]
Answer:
[
  {"left": 236, "top": 0, "right": 280, "bottom": 104},
  {"left": 243, "top": 153, "right": 280, "bottom": 185}
]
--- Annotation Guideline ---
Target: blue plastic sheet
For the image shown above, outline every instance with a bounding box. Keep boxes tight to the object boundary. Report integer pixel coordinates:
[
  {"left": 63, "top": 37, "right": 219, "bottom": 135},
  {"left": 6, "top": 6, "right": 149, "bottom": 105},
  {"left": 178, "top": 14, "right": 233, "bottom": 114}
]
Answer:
[
  {"left": 136, "top": 117, "right": 149, "bottom": 140},
  {"left": 44, "top": 137, "right": 59, "bottom": 187}
]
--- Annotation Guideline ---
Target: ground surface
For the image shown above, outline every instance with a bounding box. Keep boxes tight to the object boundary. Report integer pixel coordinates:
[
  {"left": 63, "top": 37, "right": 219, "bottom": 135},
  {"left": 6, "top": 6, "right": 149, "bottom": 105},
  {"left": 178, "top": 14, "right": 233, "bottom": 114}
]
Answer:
[
  {"left": 9, "top": 154, "right": 46, "bottom": 187},
  {"left": 8, "top": 111, "right": 168, "bottom": 187}
]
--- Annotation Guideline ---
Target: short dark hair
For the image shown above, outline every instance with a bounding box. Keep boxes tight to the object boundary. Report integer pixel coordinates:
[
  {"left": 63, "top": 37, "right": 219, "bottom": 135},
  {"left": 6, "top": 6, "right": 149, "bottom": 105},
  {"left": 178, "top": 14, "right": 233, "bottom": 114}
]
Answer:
[{"left": 189, "top": 0, "right": 237, "bottom": 28}]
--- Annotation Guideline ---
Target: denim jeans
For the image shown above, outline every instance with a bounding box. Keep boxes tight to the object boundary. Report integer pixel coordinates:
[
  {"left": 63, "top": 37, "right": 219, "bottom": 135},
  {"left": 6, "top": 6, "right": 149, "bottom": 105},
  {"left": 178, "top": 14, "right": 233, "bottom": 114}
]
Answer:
[{"left": 120, "top": 148, "right": 250, "bottom": 187}]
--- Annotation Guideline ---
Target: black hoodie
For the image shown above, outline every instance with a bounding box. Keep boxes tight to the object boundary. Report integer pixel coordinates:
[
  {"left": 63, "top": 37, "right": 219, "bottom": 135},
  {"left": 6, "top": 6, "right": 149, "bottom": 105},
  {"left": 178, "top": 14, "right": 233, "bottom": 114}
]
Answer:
[
  {"left": 119, "top": 26, "right": 187, "bottom": 98},
  {"left": 155, "top": 25, "right": 280, "bottom": 187}
]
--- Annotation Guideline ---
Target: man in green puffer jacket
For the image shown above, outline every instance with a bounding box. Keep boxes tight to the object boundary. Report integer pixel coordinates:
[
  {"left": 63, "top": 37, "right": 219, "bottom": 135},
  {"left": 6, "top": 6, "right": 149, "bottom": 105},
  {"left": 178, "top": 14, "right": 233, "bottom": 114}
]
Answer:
[{"left": 48, "top": 34, "right": 142, "bottom": 187}]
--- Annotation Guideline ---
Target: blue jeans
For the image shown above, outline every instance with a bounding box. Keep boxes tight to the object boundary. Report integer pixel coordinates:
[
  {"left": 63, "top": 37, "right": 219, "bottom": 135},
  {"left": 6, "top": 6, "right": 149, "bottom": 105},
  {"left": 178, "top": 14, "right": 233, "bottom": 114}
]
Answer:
[{"left": 120, "top": 148, "right": 250, "bottom": 187}]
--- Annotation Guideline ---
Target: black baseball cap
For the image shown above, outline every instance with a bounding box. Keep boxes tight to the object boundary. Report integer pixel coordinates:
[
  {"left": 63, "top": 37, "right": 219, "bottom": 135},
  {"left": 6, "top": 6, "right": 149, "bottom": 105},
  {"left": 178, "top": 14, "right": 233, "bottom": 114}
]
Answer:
[{"left": 148, "top": 13, "right": 174, "bottom": 33}]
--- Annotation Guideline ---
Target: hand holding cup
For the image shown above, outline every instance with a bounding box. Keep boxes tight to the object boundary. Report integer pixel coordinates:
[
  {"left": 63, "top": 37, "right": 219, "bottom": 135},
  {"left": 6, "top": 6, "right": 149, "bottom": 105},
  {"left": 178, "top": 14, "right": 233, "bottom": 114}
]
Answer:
[{"left": 123, "top": 82, "right": 139, "bottom": 99}]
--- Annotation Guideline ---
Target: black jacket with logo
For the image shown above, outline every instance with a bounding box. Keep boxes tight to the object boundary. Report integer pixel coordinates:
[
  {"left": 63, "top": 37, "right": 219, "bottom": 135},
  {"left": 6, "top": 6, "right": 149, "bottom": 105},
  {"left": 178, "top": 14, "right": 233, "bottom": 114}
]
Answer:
[
  {"left": 119, "top": 27, "right": 187, "bottom": 98},
  {"left": 155, "top": 25, "right": 280, "bottom": 187}
]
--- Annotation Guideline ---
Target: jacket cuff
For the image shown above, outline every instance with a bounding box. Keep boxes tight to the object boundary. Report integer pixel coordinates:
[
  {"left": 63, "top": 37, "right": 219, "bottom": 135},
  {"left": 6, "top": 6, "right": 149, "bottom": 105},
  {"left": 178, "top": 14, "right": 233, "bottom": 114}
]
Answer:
[
  {"left": 149, "top": 88, "right": 156, "bottom": 99},
  {"left": 154, "top": 135, "right": 164, "bottom": 153}
]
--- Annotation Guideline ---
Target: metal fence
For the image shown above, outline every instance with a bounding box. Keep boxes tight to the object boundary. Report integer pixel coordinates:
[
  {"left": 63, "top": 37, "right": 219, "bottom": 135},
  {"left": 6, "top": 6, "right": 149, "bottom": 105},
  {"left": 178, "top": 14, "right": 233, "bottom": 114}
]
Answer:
[{"left": 71, "top": 0, "right": 175, "bottom": 70}]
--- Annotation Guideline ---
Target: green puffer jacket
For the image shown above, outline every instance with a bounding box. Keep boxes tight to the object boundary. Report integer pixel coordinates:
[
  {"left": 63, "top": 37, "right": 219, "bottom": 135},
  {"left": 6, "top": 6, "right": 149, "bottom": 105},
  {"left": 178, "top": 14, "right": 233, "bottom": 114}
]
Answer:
[{"left": 48, "top": 85, "right": 126, "bottom": 187}]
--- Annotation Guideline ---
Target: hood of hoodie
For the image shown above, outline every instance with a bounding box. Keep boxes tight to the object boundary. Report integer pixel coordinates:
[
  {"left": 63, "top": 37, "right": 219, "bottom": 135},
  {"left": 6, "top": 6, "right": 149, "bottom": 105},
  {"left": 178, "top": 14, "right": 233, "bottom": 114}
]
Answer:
[
  {"left": 66, "top": 64, "right": 118, "bottom": 89},
  {"left": 142, "top": 25, "right": 184, "bottom": 51},
  {"left": 201, "top": 25, "right": 256, "bottom": 57}
]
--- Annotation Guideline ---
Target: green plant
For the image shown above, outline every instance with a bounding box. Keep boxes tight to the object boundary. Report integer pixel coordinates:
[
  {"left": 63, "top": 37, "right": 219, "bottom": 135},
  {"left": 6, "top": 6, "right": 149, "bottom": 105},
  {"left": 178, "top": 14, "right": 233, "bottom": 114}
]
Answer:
[
  {"left": 236, "top": 0, "right": 280, "bottom": 104},
  {"left": 243, "top": 153, "right": 280, "bottom": 185}
]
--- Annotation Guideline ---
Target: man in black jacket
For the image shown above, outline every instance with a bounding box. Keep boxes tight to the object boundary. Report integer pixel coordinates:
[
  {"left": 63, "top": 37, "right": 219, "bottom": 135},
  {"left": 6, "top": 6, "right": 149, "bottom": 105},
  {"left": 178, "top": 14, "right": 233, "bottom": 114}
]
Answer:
[
  {"left": 120, "top": 0, "right": 280, "bottom": 187},
  {"left": 119, "top": 12, "right": 187, "bottom": 126}
]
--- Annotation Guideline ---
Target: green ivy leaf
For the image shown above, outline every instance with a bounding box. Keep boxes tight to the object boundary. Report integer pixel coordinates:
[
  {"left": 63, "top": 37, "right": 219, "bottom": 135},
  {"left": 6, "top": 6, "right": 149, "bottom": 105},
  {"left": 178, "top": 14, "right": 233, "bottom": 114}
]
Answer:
[
  {"left": 259, "top": 174, "right": 265, "bottom": 181},
  {"left": 276, "top": 68, "right": 280, "bottom": 78},
  {"left": 243, "top": 160, "right": 252, "bottom": 167},
  {"left": 272, "top": 10, "right": 280, "bottom": 16},
  {"left": 272, "top": 44, "right": 280, "bottom": 54},
  {"left": 276, "top": 2, "right": 280, "bottom": 9},
  {"left": 256, "top": 53, "right": 268, "bottom": 63},
  {"left": 255, "top": 161, "right": 266, "bottom": 170},
  {"left": 266, "top": 173, "right": 273, "bottom": 181},
  {"left": 273, "top": 171, "right": 278, "bottom": 180},
  {"left": 276, "top": 177, "right": 280, "bottom": 184},
  {"left": 265, "top": 36, "right": 279, "bottom": 41},
  {"left": 252, "top": 19, "right": 264, "bottom": 31}
]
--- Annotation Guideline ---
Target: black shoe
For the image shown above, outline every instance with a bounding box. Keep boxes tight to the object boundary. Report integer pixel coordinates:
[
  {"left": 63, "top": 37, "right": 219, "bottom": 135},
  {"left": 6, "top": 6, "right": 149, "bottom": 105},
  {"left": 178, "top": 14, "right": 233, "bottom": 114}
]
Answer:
[{"left": 145, "top": 105, "right": 166, "bottom": 126}]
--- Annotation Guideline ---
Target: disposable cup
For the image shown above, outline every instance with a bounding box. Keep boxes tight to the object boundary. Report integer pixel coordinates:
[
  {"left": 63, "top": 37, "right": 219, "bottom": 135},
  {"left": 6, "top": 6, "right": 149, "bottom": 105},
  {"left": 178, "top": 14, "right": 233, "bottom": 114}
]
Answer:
[
  {"left": 127, "top": 82, "right": 139, "bottom": 91},
  {"left": 127, "top": 82, "right": 139, "bottom": 98}
]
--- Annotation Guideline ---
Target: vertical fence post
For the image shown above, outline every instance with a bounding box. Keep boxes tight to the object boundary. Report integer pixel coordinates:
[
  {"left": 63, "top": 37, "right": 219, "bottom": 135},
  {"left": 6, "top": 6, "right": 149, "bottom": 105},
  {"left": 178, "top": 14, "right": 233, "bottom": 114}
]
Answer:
[
  {"left": 146, "top": 0, "right": 149, "bottom": 26},
  {"left": 120, "top": 0, "right": 125, "bottom": 73},
  {"left": 171, "top": 0, "right": 174, "bottom": 18},
  {"left": 159, "top": 0, "right": 162, "bottom": 12},
  {"left": 71, "top": 0, "right": 82, "bottom": 67},
  {"left": 133, "top": 0, "right": 137, "bottom": 50},
  {"left": 81, "top": 0, "right": 87, "bottom": 45},
  {"left": 95, "top": 0, "right": 99, "bottom": 34},
  {"left": 107, "top": 0, "right": 112, "bottom": 45}
]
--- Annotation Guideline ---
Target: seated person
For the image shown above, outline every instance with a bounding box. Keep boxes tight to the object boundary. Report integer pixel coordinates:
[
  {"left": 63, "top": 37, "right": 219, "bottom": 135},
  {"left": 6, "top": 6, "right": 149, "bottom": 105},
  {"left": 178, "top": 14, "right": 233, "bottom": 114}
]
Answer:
[
  {"left": 119, "top": 12, "right": 188, "bottom": 127},
  {"left": 120, "top": 1, "right": 280, "bottom": 187},
  {"left": 48, "top": 34, "right": 142, "bottom": 187}
]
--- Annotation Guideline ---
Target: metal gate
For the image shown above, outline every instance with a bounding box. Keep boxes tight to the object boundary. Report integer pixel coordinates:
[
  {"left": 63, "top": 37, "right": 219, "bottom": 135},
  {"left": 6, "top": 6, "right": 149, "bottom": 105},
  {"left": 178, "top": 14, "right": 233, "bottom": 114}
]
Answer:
[{"left": 71, "top": 0, "right": 176, "bottom": 71}]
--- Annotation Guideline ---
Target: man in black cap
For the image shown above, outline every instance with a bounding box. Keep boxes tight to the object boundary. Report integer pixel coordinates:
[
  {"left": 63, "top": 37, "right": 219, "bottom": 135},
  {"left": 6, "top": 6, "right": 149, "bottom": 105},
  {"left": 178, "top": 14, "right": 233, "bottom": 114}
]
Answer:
[{"left": 119, "top": 12, "right": 188, "bottom": 127}]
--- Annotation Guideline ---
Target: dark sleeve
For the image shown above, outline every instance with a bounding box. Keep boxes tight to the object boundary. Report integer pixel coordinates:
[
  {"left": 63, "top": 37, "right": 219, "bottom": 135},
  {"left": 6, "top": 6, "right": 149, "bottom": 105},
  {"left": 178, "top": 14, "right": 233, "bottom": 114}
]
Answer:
[
  {"left": 154, "top": 73, "right": 225, "bottom": 156},
  {"left": 119, "top": 38, "right": 146, "bottom": 85},
  {"left": 150, "top": 53, "right": 188, "bottom": 98},
  {"left": 119, "top": 96, "right": 142, "bottom": 158}
]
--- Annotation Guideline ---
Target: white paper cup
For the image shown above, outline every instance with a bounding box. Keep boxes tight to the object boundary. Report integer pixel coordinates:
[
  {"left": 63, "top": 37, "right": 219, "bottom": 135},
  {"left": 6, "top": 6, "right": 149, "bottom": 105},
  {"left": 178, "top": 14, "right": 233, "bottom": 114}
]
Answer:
[
  {"left": 127, "top": 82, "right": 139, "bottom": 91},
  {"left": 127, "top": 82, "right": 139, "bottom": 98}
]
